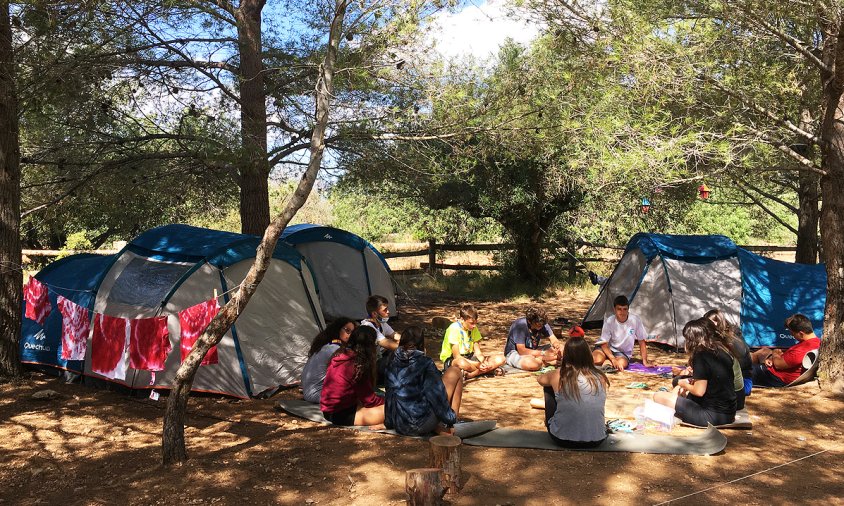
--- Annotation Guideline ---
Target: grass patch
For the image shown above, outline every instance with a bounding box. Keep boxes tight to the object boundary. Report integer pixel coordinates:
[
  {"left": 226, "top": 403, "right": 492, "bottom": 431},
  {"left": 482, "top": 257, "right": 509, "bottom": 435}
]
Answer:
[{"left": 394, "top": 270, "right": 601, "bottom": 301}]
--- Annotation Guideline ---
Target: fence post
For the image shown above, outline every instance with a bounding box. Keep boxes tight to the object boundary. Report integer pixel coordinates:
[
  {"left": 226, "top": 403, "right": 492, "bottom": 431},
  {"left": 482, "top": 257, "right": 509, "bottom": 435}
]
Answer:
[
  {"left": 567, "top": 251, "right": 576, "bottom": 283},
  {"left": 428, "top": 239, "right": 437, "bottom": 276}
]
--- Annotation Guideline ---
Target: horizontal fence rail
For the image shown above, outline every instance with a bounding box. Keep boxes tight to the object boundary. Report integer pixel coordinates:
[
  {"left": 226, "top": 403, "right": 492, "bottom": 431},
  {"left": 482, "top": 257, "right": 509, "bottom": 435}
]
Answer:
[
  {"left": 22, "top": 242, "right": 799, "bottom": 278},
  {"left": 383, "top": 240, "right": 799, "bottom": 277}
]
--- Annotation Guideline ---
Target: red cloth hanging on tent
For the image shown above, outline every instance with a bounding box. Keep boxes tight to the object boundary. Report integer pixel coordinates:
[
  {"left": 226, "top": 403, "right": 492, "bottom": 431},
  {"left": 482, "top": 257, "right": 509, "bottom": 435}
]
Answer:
[
  {"left": 128, "top": 316, "right": 171, "bottom": 371},
  {"left": 24, "top": 277, "right": 51, "bottom": 325},
  {"left": 179, "top": 299, "right": 220, "bottom": 365},
  {"left": 91, "top": 314, "right": 129, "bottom": 380},
  {"left": 57, "top": 295, "right": 90, "bottom": 361}
]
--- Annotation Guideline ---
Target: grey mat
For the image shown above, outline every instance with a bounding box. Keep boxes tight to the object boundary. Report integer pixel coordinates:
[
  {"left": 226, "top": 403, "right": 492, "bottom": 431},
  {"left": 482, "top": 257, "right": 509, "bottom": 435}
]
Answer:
[
  {"left": 462, "top": 425, "right": 727, "bottom": 455},
  {"left": 275, "top": 399, "right": 497, "bottom": 439},
  {"left": 680, "top": 409, "right": 752, "bottom": 430}
]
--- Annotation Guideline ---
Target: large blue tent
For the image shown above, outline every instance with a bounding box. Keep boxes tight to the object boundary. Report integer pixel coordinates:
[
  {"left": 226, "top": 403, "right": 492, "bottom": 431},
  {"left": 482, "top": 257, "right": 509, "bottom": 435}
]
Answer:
[{"left": 21, "top": 224, "right": 325, "bottom": 398}]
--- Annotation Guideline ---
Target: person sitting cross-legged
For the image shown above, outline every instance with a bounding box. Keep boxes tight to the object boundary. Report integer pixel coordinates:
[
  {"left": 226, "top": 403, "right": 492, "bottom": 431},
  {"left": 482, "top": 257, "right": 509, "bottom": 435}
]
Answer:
[
  {"left": 438, "top": 304, "right": 505, "bottom": 379},
  {"left": 537, "top": 335, "right": 609, "bottom": 449},
  {"left": 592, "top": 295, "right": 655, "bottom": 371},
  {"left": 385, "top": 326, "right": 463, "bottom": 436},
  {"left": 503, "top": 306, "right": 563, "bottom": 372},
  {"left": 320, "top": 326, "right": 385, "bottom": 427}
]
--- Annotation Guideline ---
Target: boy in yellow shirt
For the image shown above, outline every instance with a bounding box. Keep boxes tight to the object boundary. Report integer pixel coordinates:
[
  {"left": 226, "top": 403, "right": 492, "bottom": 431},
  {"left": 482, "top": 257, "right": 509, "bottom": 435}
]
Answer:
[{"left": 439, "top": 304, "right": 505, "bottom": 378}]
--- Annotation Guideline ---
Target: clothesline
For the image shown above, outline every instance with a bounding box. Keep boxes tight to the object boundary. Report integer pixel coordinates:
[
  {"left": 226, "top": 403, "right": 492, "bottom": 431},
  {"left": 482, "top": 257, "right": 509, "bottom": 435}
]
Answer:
[{"left": 24, "top": 278, "right": 244, "bottom": 301}]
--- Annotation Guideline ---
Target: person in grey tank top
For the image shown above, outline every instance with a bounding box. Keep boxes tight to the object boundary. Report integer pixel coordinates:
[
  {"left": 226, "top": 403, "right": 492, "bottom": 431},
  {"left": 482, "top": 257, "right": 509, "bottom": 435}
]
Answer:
[
  {"left": 537, "top": 330, "right": 609, "bottom": 448},
  {"left": 301, "top": 317, "right": 356, "bottom": 403}
]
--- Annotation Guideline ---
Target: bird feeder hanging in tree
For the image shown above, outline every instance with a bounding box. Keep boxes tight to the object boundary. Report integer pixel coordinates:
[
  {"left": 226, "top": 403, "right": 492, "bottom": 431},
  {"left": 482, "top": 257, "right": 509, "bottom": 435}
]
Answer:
[
  {"left": 698, "top": 183, "right": 711, "bottom": 200},
  {"left": 641, "top": 198, "right": 651, "bottom": 214}
]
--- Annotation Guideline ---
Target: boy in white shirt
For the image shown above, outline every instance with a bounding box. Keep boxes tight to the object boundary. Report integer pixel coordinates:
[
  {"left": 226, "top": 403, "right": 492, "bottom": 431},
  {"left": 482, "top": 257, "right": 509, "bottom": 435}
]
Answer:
[{"left": 592, "top": 295, "right": 655, "bottom": 371}]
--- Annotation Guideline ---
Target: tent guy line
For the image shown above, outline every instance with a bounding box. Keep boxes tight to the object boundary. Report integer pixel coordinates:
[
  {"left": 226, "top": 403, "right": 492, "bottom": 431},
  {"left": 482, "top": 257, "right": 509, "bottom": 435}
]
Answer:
[{"left": 652, "top": 447, "right": 832, "bottom": 505}]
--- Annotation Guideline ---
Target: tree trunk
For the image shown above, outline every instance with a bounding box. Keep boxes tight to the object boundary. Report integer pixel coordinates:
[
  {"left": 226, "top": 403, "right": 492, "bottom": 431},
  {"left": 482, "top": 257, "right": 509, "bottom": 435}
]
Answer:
[
  {"left": 162, "top": 0, "right": 350, "bottom": 464},
  {"left": 817, "top": 166, "right": 844, "bottom": 393},
  {"left": 817, "top": 16, "right": 844, "bottom": 394},
  {"left": 0, "top": 0, "right": 22, "bottom": 378},
  {"left": 795, "top": 169, "right": 820, "bottom": 264},
  {"left": 236, "top": 0, "right": 271, "bottom": 235},
  {"left": 795, "top": 108, "right": 820, "bottom": 264},
  {"left": 510, "top": 221, "right": 545, "bottom": 283}
]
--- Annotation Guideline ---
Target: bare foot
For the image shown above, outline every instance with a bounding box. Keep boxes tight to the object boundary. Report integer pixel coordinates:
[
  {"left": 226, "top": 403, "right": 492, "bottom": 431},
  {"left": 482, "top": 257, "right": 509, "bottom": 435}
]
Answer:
[{"left": 369, "top": 423, "right": 386, "bottom": 430}]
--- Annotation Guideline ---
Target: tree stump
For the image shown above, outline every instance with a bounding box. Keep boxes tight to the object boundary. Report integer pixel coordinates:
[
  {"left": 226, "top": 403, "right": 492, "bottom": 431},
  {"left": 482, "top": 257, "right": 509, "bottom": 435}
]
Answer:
[
  {"left": 429, "top": 435, "right": 462, "bottom": 500},
  {"left": 405, "top": 468, "right": 445, "bottom": 506}
]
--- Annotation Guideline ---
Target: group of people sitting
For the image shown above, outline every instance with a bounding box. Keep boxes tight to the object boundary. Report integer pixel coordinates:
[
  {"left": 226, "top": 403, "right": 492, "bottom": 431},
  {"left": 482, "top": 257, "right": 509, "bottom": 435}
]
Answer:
[
  {"left": 299, "top": 293, "right": 821, "bottom": 447},
  {"left": 301, "top": 295, "right": 462, "bottom": 435}
]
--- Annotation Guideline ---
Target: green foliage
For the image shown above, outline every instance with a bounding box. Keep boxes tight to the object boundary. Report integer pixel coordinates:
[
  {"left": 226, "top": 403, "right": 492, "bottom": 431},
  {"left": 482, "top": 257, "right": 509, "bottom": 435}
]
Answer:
[
  {"left": 329, "top": 183, "right": 501, "bottom": 243},
  {"left": 56, "top": 232, "right": 94, "bottom": 260}
]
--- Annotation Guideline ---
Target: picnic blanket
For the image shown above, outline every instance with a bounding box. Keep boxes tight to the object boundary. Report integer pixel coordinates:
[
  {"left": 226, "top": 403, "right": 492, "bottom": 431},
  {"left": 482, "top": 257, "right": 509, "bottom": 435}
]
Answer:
[
  {"left": 462, "top": 425, "right": 727, "bottom": 455},
  {"left": 275, "top": 399, "right": 496, "bottom": 439},
  {"left": 626, "top": 363, "right": 674, "bottom": 375}
]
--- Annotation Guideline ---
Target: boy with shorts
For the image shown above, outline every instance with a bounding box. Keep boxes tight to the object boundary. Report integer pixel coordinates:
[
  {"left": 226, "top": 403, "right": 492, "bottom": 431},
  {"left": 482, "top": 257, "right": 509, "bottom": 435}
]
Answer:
[
  {"left": 592, "top": 295, "right": 655, "bottom": 370},
  {"left": 504, "top": 306, "right": 562, "bottom": 371},
  {"left": 439, "top": 304, "right": 506, "bottom": 378}
]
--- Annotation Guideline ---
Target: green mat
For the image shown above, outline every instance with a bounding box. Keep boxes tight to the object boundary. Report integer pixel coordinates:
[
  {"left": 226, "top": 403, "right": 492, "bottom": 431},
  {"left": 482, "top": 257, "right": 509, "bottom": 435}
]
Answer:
[
  {"left": 679, "top": 408, "right": 753, "bottom": 429},
  {"left": 461, "top": 425, "right": 727, "bottom": 455},
  {"left": 275, "top": 399, "right": 497, "bottom": 439}
]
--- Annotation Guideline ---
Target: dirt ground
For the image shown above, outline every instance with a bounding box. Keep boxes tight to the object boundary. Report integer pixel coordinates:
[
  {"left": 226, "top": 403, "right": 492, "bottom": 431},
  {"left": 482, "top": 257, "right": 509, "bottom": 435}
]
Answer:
[{"left": 2, "top": 291, "right": 843, "bottom": 505}]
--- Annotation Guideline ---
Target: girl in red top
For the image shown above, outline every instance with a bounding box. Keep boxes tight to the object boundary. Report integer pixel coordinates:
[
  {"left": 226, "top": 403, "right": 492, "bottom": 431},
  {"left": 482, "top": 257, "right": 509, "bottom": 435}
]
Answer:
[{"left": 320, "top": 325, "right": 385, "bottom": 427}]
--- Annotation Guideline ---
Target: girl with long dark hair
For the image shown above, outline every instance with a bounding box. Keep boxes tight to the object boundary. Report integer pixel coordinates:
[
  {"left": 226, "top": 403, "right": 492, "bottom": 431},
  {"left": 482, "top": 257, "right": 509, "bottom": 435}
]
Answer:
[
  {"left": 653, "top": 318, "right": 736, "bottom": 426},
  {"left": 301, "top": 317, "right": 356, "bottom": 403},
  {"left": 536, "top": 330, "right": 609, "bottom": 448},
  {"left": 320, "top": 326, "right": 385, "bottom": 427},
  {"left": 704, "top": 309, "right": 751, "bottom": 409}
]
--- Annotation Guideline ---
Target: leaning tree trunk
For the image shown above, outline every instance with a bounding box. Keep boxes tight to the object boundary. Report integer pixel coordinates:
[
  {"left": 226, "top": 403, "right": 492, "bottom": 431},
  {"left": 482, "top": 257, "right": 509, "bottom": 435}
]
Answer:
[
  {"left": 795, "top": 108, "right": 820, "bottom": 264},
  {"left": 816, "top": 15, "right": 844, "bottom": 394},
  {"left": 236, "top": 0, "right": 271, "bottom": 236},
  {"left": 162, "top": 0, "right": 350, "bottom": 464},
  {"left": 0, "top": 0, "right": 22, "bottom": 378}
]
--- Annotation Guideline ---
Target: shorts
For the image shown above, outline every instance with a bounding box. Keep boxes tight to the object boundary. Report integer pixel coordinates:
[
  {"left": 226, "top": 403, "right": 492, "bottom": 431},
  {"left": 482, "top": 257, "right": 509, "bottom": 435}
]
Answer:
[
  {"left": 751, "top": 364, "right": 786, "bottom": 387},
  {"left": 322, "top": 406, "right": 356, "bottom": 426},
  {"left": 674, "top": 395, "right": 735, "bottom": 426},
  {"left": 592, "top": 345, "right": 629, "bottom": 362},
  {"left": 443, "top": 353, "right": 478, "bottom": 370},
  {"left": 506, "top": 346, "right": 551, "bottom": 369}
]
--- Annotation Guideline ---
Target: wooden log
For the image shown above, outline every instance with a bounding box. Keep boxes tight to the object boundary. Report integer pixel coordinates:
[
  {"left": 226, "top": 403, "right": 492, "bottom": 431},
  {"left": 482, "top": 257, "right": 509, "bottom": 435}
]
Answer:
[
  {"left": 405, "top": 468, "right": 445, "bottom": 506},
  {"left": 429, "top": 435, "right": 462, "bottom": 500}
]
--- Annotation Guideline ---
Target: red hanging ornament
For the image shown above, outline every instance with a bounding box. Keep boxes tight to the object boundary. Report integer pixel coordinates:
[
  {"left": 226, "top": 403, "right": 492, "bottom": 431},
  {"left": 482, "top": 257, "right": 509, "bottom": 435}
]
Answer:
[{"left": 698, "top": 183, "right": 711, "bottom": 200}]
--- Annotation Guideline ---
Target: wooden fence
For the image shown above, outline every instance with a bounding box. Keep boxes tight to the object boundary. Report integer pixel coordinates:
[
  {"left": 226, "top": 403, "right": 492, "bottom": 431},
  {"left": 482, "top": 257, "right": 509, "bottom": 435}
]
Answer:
[
  {"left": 22, "top": 242, "right": 798, "bottom": 280},
  {"left": 380, "top": 240, "right": 799, "bottom": 279}
]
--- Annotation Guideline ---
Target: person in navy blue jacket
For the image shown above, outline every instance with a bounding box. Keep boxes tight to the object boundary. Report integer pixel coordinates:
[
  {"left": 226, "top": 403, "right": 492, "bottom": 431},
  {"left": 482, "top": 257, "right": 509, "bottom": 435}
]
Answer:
[{"left": 385, "top": 326, "right": 463, "bottom": 436}]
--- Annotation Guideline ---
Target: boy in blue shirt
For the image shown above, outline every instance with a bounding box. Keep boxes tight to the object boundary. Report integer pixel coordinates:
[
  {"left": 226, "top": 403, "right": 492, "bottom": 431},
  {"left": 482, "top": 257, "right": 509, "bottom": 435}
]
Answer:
[{"left": 504, "top": 306, "right": 562, "bottom": 371}]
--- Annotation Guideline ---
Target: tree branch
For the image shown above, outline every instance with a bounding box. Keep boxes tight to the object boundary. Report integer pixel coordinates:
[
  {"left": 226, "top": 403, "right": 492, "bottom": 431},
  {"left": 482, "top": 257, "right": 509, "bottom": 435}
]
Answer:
[
  {"left": 734, "top": 2, "right": 832, "bottom": 76},
  {"left": 733, "top": 181, "right": 798, "bottom": 234}
]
